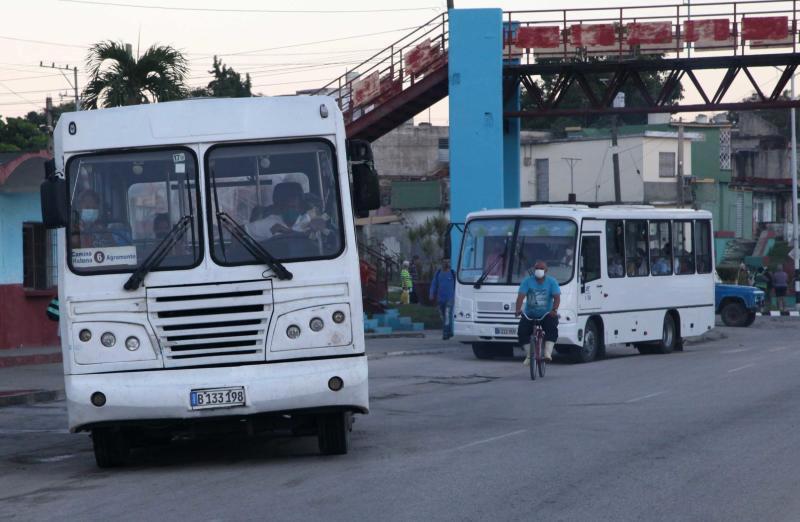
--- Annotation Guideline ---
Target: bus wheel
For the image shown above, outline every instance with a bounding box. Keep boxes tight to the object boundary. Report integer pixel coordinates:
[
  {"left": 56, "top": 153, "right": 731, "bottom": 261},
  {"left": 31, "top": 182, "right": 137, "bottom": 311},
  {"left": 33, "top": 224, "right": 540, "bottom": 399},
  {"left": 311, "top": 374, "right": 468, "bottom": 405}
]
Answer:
[
  {"left": 318, "top": 412, "right": 351, "bottom": 455},
  {"left": 92, "top": 428, "right": 130, "bottom": 468},
  {"left": 472, "top": 343, "right": 493, "bottom": 359},
  {"left": 655, "top": 314, "right": 677, "bottom": 354},
  {"left": 576, "top": 320, "right": 600, "bottom": 363}
]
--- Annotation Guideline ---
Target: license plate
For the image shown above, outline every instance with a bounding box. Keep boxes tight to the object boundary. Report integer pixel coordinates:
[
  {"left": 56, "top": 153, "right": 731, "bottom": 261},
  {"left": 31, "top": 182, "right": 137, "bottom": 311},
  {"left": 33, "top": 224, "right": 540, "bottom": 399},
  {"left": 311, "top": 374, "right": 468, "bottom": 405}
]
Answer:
[
  {"left": 190, "top": 387, "right": 246, "bottom": 410},
  {"left": 495, "top": 327, "right": 517, "bottom": 336}
]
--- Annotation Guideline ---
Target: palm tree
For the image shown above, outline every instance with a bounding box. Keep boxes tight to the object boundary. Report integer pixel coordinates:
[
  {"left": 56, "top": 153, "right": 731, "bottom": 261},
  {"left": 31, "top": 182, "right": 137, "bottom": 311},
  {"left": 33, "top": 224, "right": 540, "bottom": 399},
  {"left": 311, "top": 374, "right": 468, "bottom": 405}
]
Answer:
[{"left": 82, "top": 41, "right": 189, "bottom": 109}]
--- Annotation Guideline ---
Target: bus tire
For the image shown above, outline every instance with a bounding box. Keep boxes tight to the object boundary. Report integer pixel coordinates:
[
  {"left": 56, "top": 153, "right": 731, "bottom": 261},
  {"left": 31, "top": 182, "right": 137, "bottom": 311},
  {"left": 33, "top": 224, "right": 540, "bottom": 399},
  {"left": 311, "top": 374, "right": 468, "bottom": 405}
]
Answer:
[
  {"left": 92, "top": 428, "right": 130, "bottom": 468},
  {"left": 472, "top": 343, "right": 493, "bottom": 359},
  {"left": 576, "top": 319, "right": 600, "bottom": 363},
  {"left": 655, "top": 313, "right": 677, "bottom": 354},
  {"left": 318, "top": 412, "right": 351, "bottom": 455},
  {"left": 720, "top": 301, "right": 748, "bottom": 327}
]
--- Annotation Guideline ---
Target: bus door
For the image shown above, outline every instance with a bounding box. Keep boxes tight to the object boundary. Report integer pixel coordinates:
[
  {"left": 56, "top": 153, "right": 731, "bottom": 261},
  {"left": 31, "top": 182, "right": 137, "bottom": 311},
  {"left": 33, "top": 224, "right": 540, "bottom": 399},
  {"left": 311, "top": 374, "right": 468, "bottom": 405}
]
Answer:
[{"left": 579, "top": 231, "right": 603, "bottom": 312}]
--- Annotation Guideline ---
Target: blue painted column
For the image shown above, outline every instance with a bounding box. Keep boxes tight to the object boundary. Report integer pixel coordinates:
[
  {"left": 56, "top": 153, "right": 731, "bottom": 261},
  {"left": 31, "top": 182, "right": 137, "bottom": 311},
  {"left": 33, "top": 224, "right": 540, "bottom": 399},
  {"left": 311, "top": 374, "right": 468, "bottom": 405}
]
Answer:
[
  {"left": 503, "top": 69, "right": 521, "bottom": 208},
  {"left": 448, "top": 8, "right": 504, "bottom": 259}
]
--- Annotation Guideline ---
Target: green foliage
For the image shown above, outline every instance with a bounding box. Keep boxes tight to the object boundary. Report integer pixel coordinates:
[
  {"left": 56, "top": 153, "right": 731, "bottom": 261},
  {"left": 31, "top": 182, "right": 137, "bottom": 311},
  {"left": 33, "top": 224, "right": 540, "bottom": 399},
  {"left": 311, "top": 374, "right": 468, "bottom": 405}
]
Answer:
[
  {"left": 0, "top": 116, "right": 48, "bottom": 151},
  {"left": 521, "top": 55, "right": 684, "bottom": 132},
  {"left": 190, "top": 56, "right": 252, "bottom": 98},
  {"left": 24, "top": 101, "right": 76, "bottom": 129},
  {"left": 406, "top": 214, "right": 450, "bottom": 279},
  {"left": 82, "top": 41, "right": 188, "bottom": 109}
]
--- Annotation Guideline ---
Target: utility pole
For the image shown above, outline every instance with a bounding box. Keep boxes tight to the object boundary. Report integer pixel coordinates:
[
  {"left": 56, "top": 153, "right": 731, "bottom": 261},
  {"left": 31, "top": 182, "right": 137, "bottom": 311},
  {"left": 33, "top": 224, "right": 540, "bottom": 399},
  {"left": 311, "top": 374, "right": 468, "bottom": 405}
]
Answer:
[
  {"left": 790, "top": 72, "right": 800, "bottom": 298},
  {"left": 677, "top": 120, "right": 685, "bottom": 207},
  {"left": 447, "top": 0, "right": 454, "bottom": 8},
  {"left": 562, "top": 157, "right": 581, "bottom": 203},
  {"left": 45, "top": 97, "right": 53, "bottom": 154},
  {"left": 611, "top": 92, "right": 625, "bottom": 203},
  {"left": 611, "top": 116, "right": 621, "bottom": 203},
  {"left": 39, "top": 61, "right": 80, "bottom": 110}
]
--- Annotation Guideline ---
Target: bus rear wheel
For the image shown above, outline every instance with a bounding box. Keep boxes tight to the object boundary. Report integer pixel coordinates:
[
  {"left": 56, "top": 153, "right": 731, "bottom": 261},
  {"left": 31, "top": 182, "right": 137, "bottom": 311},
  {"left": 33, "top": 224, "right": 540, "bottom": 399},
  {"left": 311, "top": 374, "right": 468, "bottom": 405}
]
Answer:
[
  {"left": 92, "top": 428, "right": 130, "bottom": 468},
  {"left": 318, "top": 412, "right": 351, "bottom": 455},
  {"left": 655, "top": 314, "right": 677, "bottom": 354}
]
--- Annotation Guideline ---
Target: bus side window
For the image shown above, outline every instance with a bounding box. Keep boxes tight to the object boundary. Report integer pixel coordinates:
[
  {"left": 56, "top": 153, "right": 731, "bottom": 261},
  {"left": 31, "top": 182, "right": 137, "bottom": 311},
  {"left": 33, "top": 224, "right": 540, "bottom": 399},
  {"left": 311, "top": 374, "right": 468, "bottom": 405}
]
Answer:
[
  {"left": 605, "top": 220, "right": 625, "bottom": 278},
  {"left": 648, "top": 220, "right": 672, "bottom": 276},
  {"left": 625, "top": 220, "right": 649, "bottom": 277},
  {"left": 674, "top": 220, "right": 695, "bottom": 275},
  {"left": 581, "top": 236, "right": 601, "bottom": 283},
  {"left": 695, "top": 220, "right": 712, "bottom": 274}
]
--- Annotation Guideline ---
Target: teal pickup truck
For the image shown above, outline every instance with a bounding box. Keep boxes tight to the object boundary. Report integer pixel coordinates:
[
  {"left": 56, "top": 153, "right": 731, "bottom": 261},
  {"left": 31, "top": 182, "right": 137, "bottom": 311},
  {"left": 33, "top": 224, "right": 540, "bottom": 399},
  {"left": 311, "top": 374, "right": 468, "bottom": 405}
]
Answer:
[{"left": 715, "top": 282, "right": 765, "bottom": 327}]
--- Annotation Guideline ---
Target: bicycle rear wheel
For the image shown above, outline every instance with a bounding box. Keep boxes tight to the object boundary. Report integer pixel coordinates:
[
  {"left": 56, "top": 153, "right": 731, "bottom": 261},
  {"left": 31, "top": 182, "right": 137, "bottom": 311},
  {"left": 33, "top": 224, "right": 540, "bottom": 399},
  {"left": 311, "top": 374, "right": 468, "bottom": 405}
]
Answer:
[{"left": 536, "top": 334, "right": 546, "bottom": 378}]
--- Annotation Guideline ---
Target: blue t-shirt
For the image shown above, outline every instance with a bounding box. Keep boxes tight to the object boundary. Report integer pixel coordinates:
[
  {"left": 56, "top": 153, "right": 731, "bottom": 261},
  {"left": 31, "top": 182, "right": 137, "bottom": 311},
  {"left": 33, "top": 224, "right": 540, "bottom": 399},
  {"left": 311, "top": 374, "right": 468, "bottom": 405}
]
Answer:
[{"left": 518, "top": 275, "right": 561, "bottom": 318}]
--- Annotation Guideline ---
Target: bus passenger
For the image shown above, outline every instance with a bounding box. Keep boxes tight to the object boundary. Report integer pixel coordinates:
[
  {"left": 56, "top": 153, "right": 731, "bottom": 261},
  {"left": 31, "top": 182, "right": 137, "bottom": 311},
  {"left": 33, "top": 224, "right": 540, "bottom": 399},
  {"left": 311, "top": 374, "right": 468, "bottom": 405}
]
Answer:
[
  {"left": 608, "top": 255, "right": 624, "bottom": 277},
  {"left": 515, "top": 260, "right": 560, "bottom": 365}
]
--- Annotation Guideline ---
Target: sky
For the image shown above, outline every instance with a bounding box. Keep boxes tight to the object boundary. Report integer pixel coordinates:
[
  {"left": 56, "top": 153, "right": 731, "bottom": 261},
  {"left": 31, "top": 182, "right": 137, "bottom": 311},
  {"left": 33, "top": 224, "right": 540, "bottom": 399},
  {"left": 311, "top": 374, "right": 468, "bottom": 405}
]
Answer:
[{"left": 0, "top": 0, "right": 794, "bottom": 125}]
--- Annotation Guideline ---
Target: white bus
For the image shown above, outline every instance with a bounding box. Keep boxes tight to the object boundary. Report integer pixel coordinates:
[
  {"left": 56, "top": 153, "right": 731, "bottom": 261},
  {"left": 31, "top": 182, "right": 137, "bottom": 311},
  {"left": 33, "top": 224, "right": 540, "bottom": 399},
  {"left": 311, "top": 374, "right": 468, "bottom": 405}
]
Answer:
[
  {"left": 454, "top": 205, "right": 715, "bottom": 362},
  {"left": 40, "top": 97, "right": 379, "bottom": 466}
]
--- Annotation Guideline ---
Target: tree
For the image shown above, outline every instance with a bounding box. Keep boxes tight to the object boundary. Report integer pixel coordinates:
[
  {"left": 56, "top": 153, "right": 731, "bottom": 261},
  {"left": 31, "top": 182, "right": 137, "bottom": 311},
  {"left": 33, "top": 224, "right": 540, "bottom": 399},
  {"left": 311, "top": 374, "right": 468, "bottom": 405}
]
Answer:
[
  {"left": 521, "top": 55, "right": 684, "bottom": 132},
  {"left": 24, "top": 101, "right": 76, "bottom": 129},
  {"left": 192, "top": 56, "right": 252, "bottom": 98},
  {"left": 0, "top": 116, "right": 48, "bottom": 152},
  {"left": 82, "top": 41, "right": 188, "bottom": 109}
]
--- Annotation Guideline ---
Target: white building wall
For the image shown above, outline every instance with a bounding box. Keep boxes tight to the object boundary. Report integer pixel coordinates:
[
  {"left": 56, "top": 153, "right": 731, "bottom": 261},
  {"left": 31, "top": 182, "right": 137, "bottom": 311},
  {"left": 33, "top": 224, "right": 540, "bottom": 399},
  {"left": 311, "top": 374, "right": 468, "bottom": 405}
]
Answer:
[{"left": 520, "top": 133, "right": 693, "bottom": 204}]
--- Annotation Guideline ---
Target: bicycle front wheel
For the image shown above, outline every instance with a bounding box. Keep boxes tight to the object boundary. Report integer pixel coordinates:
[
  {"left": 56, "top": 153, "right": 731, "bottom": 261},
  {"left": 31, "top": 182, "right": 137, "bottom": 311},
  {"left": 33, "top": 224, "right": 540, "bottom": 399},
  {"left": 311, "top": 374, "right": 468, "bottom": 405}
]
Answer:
[
  {"left": 529, "top": 342, "right": 536, "bottom": 381},
  {"left": 537, "top": 357, "right": 546, "bottom": 378}
]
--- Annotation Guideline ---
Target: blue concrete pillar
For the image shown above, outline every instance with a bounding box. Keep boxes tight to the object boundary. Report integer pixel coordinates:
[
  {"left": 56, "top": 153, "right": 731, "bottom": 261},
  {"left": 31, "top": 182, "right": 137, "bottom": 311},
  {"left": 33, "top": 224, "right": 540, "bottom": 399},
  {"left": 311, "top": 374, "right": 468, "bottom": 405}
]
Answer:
[
  {"left": 448, "top": 8, "right": 504, "bottom": 258},
  {"left": 503, "top": 73, "right": 521, "bottom": 208}
]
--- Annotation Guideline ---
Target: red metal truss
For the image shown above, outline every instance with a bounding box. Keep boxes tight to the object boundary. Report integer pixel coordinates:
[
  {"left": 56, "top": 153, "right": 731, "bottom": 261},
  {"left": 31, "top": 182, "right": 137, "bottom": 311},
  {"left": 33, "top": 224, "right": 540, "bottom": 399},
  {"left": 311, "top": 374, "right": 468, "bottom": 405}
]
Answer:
[{"left": 504, "top": 53, "right": 800, "bottom": 118}]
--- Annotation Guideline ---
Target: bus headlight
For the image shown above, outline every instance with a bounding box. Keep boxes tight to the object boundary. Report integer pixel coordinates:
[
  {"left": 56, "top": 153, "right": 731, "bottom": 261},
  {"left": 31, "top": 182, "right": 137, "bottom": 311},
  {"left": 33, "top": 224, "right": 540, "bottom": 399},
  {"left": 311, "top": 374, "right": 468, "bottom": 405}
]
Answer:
[
  {"left": 79, "top": 329, "right": 92, "bottom": 342},
  {"left": 309, "top": 317, "right": 325, "bottom": 332},
  {"left": 100, "top": 332, "right": 116, "bottom": 347},
  {"left": 125, "top": 336, "right": 140, "bottom": 351},
  {"left": 286, "top": 325, "right": 301, "bottom": 339},
  {"left": 332, "top": 311, "right": 345, "bottom": 324}
]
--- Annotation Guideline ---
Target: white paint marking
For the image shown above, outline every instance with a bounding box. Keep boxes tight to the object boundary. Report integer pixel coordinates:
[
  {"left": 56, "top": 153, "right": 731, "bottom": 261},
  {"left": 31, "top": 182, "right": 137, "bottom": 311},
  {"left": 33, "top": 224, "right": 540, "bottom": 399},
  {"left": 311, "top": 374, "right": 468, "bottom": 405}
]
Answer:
[
  {"left": 721, "top": 348, "right": 751, "bottom": 354},
  {"left": 452, "top": 429, "right": 528, "bottom": 451},
  {"left": 35, "top": 454, "right": 75, "bottom": 463},
  {"left": 0, "top": 428, "right": 69, "bottom": 435},
  {"left": 789, "top": 311, "right": 800, "bottom": 317},
  {"left": 770, "top": 311, "right": 781, "bottom": 317},
  {"left": 769, "top": 347, "right": 788, "bottom": 353},
  {"left": 728, "top": 363, "right": 755, "bottom": 373},
  {"left": 625, "top": 391, "right": 666, "bottom": 403}
]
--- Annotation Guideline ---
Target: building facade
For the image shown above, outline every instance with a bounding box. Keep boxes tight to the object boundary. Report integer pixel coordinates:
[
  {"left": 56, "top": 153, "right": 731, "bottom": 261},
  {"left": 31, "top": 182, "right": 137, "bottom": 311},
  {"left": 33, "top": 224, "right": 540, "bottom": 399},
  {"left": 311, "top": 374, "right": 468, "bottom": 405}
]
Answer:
[{"left": 0, "top": 151, "right": 59, "bottom": 349}]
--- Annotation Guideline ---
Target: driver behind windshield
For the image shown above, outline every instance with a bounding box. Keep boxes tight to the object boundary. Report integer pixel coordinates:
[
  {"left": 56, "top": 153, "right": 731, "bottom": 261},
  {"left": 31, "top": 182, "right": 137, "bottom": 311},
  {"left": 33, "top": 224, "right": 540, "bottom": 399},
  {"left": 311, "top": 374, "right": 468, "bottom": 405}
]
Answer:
[
  {"left": 246, "top": 182, "right": 326, "bottom": 241},
  {"left": 70, "top": 189, "right": 131, "bottom": 248}
]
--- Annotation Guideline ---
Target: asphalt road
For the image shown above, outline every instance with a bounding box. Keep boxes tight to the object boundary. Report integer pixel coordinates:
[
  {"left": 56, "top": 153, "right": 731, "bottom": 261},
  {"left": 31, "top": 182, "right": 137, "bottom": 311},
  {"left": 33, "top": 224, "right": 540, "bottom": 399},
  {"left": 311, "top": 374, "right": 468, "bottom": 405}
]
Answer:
[{"left": 2, "top": 318, "right": 800, "bottom": 521}]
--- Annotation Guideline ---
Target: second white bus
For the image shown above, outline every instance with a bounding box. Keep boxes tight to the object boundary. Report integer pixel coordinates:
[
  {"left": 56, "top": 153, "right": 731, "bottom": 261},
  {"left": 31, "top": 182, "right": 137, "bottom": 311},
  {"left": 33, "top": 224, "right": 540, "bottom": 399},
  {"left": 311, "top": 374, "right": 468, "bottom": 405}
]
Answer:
[{"left": 453, "top": 205, "right": 715, "bottom": 361}]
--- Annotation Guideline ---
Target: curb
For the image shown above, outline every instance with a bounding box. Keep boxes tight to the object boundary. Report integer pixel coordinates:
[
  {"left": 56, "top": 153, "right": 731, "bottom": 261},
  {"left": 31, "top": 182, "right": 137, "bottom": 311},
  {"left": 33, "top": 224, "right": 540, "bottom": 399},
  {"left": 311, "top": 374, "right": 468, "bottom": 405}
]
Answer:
[
  {"left": 368, "top": 345, "right": 464, "bottom": 360},
  {"left": 365, "top": 332, "right": 427, "bottom": 339},
  {"left": 0, "top": 389, "right": 65, "bottom": 408},
  {"left": 758, "top": 311, "right": 800, "bottom": 317},
  {"left": 0, "top": 352, "right": 62, "bottom": 369}
]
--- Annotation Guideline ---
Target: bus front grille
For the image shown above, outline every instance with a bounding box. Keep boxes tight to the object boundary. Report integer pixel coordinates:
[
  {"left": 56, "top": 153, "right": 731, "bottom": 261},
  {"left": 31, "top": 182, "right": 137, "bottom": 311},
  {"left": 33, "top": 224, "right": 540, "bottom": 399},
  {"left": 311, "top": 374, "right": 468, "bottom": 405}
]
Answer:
[
  {"left": 476, "top": 301, "right": 517, "bottom": 324},
  {"left": 147, "top": 280, "right": 273, "bottom": 367}
]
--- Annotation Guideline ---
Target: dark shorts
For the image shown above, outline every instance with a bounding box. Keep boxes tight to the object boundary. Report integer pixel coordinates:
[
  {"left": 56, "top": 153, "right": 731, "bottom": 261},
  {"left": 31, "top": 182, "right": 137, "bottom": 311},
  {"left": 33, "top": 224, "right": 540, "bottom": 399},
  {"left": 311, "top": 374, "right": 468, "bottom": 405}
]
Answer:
[
  {"left": 775, "top": 287, "right": 787, "bottom": 297},
  {"left": 518, "top": 313, "right": 559, "bottom": 344}
]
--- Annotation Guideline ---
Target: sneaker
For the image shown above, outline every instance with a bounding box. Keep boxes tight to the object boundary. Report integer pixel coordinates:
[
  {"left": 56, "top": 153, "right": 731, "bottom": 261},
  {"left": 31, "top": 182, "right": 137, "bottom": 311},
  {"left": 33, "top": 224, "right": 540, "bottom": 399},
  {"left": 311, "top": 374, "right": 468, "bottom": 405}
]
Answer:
[
  {"left": 523, "top": 357, "right": 530, "bottom": 367},
  {"left": 544, "top": 355, "right": 552, "bottom": 362}
]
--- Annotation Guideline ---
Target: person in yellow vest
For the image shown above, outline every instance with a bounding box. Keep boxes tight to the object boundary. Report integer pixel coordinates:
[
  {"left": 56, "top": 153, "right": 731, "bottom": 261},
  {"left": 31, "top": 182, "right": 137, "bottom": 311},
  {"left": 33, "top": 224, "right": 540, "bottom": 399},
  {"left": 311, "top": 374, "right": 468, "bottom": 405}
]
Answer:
[{"left": 400, "top": 260, "right": 413, "bottom": 305}]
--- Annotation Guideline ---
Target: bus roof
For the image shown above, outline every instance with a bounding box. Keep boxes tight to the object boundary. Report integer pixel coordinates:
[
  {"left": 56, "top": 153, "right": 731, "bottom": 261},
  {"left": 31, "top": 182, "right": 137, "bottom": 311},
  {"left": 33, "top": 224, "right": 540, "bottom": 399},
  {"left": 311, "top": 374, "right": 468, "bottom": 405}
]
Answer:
[
  {"left": 465, "top": 205, "right": 712, "bottom": 222},
  {"left": 54, "top": 96, "right": 342, "bottom": 154}
]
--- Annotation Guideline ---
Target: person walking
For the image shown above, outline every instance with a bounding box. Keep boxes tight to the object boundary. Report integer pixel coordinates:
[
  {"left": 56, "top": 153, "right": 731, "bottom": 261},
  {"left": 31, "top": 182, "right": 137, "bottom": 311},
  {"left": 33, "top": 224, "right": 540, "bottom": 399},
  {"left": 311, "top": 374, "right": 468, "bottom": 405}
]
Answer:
[
  {"left": 772, "top": 265, "right": 789, "bottom": 312},
  {"left": 429, "top": 257, "right": 456, "bottom": 340},
  {"left": 400, "top": 261, "right": 413, "bottom": 305},
  {"left": 408, "top": 255, "right": 420, "bottom": 304}
]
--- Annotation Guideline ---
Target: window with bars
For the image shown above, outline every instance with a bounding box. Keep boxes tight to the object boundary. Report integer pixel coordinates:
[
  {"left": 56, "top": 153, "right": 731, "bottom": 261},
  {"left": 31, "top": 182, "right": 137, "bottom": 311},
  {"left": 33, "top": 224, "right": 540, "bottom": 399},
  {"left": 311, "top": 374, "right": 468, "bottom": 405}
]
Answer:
[
  {"left": 659, "top": 152, "right": 676, "bottom": 178},
  {"left": 22, "top": 222, "right": 57, "bottom": 291},
  {"left": 719, "top": 128, "right": 731, "bottom": 170}
]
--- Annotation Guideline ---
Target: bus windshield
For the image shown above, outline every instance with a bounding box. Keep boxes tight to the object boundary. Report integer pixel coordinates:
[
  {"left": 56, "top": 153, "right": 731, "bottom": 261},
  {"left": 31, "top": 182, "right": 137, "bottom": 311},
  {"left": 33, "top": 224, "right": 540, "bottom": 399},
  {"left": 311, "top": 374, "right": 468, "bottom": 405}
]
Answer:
[
  {"left": 206, "top": 140, "right": 343, "bottom": 265},
  {"left": 66, "top": 148, "right": 202, "bottom": 274},
  {"left": 458, "top": 217, "right": 578, "bottom": 285}
]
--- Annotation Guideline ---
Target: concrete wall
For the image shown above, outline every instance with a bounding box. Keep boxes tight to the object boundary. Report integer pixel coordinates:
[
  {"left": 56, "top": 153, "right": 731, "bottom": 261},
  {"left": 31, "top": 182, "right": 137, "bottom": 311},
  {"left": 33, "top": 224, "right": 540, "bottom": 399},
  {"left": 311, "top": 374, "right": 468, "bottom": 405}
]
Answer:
[
  {"left": 372, "top": 123, "right": 448, "bottom": 177},
  {"left": 0, "top": 192, "right": 42, "bottom": 285}
]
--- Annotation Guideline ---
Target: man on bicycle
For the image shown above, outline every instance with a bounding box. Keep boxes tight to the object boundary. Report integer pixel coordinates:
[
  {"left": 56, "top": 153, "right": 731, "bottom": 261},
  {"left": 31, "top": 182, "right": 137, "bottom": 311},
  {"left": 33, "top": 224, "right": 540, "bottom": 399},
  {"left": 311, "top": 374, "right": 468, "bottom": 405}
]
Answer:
[{"left": 515, "top": 260, "right": 560, "bottom": 366}]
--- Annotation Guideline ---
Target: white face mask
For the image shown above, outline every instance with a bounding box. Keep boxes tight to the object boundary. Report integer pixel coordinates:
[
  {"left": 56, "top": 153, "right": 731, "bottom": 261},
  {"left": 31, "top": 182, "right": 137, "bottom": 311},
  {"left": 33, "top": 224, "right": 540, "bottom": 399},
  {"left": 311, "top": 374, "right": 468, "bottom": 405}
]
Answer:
[{"left": 534, "top": 269, "right": 545, "bottom": 279}]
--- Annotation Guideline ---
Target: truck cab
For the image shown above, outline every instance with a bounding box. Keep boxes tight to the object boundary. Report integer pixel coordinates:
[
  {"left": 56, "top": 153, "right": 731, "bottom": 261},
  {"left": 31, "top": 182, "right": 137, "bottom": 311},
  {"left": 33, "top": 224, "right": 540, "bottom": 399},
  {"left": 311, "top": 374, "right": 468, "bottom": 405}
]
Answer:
[{"left": 715, "top": 282, "right": 765, "bottom": 327}]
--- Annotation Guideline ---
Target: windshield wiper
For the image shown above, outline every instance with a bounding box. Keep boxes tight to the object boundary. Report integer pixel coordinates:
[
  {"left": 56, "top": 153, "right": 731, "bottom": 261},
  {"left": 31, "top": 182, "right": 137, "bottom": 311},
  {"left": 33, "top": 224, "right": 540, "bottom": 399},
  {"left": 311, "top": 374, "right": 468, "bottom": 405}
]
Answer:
[
  {"left": 217, "top": 212, "right": 293, "bottom": 280},
  {"left": 473, "top": 236, "right": 510, "bottom": 289},
  {"left": 124, "top": 216, "right": 192, "bottom": 291}
]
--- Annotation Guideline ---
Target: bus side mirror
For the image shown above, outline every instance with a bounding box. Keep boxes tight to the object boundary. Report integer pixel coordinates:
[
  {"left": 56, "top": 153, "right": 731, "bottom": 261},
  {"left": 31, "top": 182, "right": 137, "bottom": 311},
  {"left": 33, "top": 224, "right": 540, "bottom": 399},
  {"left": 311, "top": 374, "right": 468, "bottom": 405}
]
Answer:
[
  {"left": 347, "top": 139, "right": 380, "bottom": 218},
  {"left": 40, "top": 159, "right": 68, "bottom": 229},
  {"left": 351, "top": 163, "right": 380, "bottom": 218}
]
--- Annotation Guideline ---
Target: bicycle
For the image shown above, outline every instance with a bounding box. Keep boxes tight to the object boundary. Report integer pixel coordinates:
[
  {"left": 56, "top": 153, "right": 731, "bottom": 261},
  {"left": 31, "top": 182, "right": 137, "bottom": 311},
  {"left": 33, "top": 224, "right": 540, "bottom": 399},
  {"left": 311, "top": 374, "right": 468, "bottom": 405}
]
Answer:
[{"left": 521, "top": 311, "right": 548, "bottom": 380}]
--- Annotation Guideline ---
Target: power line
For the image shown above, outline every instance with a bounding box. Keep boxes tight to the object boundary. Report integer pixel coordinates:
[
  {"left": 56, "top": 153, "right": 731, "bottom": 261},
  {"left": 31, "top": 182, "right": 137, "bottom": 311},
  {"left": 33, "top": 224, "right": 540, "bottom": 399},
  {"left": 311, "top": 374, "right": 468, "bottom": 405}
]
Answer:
[
  {"left": 0, "top": 81, "right": 41, "bottom": 109},
  {"left": 0, "top": 34, "right": 87, "bottom": 49},
  {"left": 0, "top": 72, "right": 65, "bottom": 82},
  {"left": 60, "top": 0, "right": 442, "bottom": 14}
]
